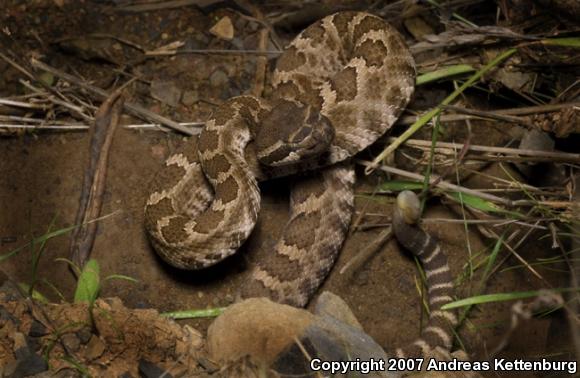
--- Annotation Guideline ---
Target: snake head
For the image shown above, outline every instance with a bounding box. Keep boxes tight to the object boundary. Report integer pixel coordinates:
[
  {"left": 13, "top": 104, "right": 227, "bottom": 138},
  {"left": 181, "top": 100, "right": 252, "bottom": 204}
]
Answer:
[{"left": 255, "top": 99, "right": 334, "bottom": 167}]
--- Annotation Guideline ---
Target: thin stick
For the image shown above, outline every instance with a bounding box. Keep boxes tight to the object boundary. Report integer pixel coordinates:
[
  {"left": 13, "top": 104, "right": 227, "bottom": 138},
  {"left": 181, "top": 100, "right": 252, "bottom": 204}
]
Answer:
[
  {"left": 0, "top": 98, "right": 48, "bottom": 109},
  {"left": 389, "top": 137, "right": 580, "bottom": 164},
  {"left": 19, "top": 79, "right": 95, "bottom": 122},
  {"left": 0, "top": 122, "right": 203, "bottom": 133},
  {"left": 30, "top": 58, "right": 195, "bottom": 136},
  {"left": 396, "top": 101, "right": 580, "bottom": 126},
  {"left": 357, "top": 160, "right": 516, "bottom": 206},
  {"left": 442, "top": 104, "right": 535, "bottom": 128},
  {"left": 147, "top": 49, "right": 281, "bottom": 56}
]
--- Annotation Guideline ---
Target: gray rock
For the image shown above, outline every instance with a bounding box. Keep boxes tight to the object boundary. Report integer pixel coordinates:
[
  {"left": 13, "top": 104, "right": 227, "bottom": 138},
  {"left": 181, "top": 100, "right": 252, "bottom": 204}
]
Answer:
[
  {"left": 150, "top": 80, "right": 182, "bottom": 107},
  {"left": 271, "top": 292, "right": 399, "bottom": 378},
  {"left": 181, "top": 90, "right": 199, "bottom": 106},
  {"left": 85, "top": 335, "right": 106, "bottom": 360},
  {"left": 314, "top": 291, "right": 363, "bottom": 330},
  {"left": 77, "top": 327, "right": 92, "bottom": 344},
  {"left": 10, "top": 347, "right": 48, "bottom": 377},
  {"left": 61, "top": 333, "right": 81, "bottom": 352},
  {"left": 28, "top": 320, "right": 48, "bottom": 337},
  {"left": 209, "top": 69, "right": 229, "bottom": 88}
]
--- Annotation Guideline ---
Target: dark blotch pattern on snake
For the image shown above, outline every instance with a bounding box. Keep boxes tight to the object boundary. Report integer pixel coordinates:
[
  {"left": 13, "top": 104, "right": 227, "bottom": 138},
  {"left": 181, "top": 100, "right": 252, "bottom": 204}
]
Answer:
[{"left": 144, "top": 12, "right": 415, "bottom": 307}]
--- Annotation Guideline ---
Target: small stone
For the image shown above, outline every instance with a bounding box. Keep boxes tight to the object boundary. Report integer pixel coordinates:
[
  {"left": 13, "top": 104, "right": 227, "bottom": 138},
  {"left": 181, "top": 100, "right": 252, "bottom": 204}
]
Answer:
[
  {"left": 196, "top": 33, "right": 210, "bottom": 45},
  {"left": 139, "top": 359, "right": 172, "bottom": 378},
  {"left": 247, "top": 21, "right": 259, "bottom": 32},
  {"left": 230, "top": 36, "right": 243, "bottom": 49},
  {"left": 209, "top": 16, "right": 234, "bottom": 40},
  {"left": 12, "top": 332, "right": 27, "bottom": 351},
  {"left": 12, "top": 348, "right": 48, "bottom": 376},
  {"left": 183, "top": 37, "right": 203, "bottom": 50},
  {"left": 209, "top": 69, "right": 229, "bottom": 88},
  {"left": 85, "top": 335, "right": 106, "bottom": 360},
  {"left": 28, "top": 320, "right": 48, "bottom": 337},
  {"left": 314, "top": 291, "right": 363, "bottom": 330},
  {"left": 61, "top": 333, "right": 81, "bottom": 352},
  {"left": 519, "top": 129, "right": 554, "bottom": 152},
  {"left": 150, "top": 80, "right": 182, "bottom": 107},
  {"left": 77, "top": 327, "right": 92, "bottom": 344},
  {"left": 181, "top": 90, "right": 199, "bottom": 106},
  {"left": 243, "top": 60, "right": 256, "bottom": 75}
]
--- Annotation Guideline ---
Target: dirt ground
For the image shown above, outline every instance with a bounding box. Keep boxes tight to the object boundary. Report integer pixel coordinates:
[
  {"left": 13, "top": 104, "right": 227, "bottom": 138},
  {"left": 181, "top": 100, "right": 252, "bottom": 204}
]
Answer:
[{"left": 0, "top": 1, "right": 577, "bottom": 377}]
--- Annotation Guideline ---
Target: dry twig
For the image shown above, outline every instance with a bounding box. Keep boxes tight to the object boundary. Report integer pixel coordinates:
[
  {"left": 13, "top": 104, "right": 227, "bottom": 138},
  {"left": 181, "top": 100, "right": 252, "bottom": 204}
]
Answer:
[{"left": 69, "top": 86, "right": 126, "bottom": 269}]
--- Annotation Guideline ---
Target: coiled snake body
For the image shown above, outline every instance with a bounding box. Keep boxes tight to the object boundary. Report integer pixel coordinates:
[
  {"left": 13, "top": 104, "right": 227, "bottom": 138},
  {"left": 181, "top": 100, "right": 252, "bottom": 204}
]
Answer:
[
  {"left": 145, "top": 10, "right": 457, "bottom": 358},
  {"left": 145, "top": 11, "right": 415, "bottom": 306}
]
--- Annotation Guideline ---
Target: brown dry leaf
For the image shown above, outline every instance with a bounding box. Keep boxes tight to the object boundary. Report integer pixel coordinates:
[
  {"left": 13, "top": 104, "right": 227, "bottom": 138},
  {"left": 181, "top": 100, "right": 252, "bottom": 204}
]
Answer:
[{"left": 209, "top": 16, "right": 234, "bottom": 41}]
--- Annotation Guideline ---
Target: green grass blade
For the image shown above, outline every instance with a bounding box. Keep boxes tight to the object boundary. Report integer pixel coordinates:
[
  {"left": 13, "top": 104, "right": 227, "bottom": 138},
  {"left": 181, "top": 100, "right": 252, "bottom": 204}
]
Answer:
[
  {"left": 442, "top": 288, "right": 578, "bottom": 310},
  {"left": 18, "top": 282, "right": 49, "bottom": 303},
  {"left": 54, "top": 257, "right": 82, "bottom": 276},
  {"left": 542, "top": 37, "right": 580, "bottom": 48},
  {"left": 61, "top": 356, "right": 91, "bottom": 377},
  {"left": 417, "top": 64, "right": 475, "bottom": 86},
  {"left": 0, "top": 212, "right": 118, "bottom": 264},
  {"left": 447, "top": 192, "right": 522, "bottom": 217},
  {"left": 481, "top": 236, "right": 503, "bottom": 285},
  {"left": 377, "top": 180, "right": 425, "bottom": 192},
  {"left": 0, "top": 224, "right": 77, "bottom": 263},
  {"left": 161, "top": 307, "right": 226, "bottom": 319},
  {"left": 74, "top": 259, "right": 100, "bottom": 304}
]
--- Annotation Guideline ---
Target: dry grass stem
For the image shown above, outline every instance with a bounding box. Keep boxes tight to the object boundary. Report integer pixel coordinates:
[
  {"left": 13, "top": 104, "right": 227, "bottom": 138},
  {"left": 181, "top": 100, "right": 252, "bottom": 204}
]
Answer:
[
  {"left": 389, "top": 137, "right": 580, "bottom": 164},
  {"left": 30, "top": 58, "right": 193, "bottom": 136},
  {"left": 357, "top": 160, "right": 516, "bottom": 206}
]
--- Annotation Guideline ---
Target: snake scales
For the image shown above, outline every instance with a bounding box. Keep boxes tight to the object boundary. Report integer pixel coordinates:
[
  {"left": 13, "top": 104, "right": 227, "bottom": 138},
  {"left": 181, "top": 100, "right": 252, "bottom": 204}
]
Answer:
[{"left": 144, "top": 11, "right": 456, "bottom": 356}]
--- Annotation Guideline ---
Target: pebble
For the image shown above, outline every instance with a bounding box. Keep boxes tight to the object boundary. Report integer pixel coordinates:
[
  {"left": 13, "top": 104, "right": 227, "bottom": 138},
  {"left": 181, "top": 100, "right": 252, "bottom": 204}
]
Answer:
[
  {"left": 139, "top": 359, "right": 173, "bottom": 378},
  {"left": 61, "top": 333, "right": 81, "bottom": 352},
  {"left": 209, "top": 69, "right": 229, "bottom": 88},
  {"left": 12, "top": 332, "right": 27, "bottom": 351},
  {"left": 77, "top": 327, "right": 93, "bottom": 344},
  {"left": 209, "top": 16, "right": 234, "bottom": 40},
  {"left": 85, "top": 334, "right": 106, "bottom": 360},
  {"left": 181, "top": 90, "right": 199, "bottom": 106},
  {"left": 11, "top": 347, "right": 48, "bottom": 376},
  {"left": 150, "top": 80, "right": 182, "bottom": 107}
]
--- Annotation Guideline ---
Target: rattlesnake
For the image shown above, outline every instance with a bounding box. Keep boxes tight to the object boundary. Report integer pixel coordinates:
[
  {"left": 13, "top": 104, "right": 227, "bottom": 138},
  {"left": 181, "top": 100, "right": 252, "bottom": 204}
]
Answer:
[
  {"left": 145, "top": 10, "right": 457, "bottom": 358},
  {"left": 145, "top": 11, "right": 415, "bottom": 306}
]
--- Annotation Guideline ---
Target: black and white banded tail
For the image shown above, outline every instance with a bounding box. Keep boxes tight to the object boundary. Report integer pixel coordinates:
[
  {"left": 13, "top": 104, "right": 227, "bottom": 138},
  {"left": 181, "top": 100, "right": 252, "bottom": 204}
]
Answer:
[{"left": 392, "top": 190, "right": 458, "bottom": 358}]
